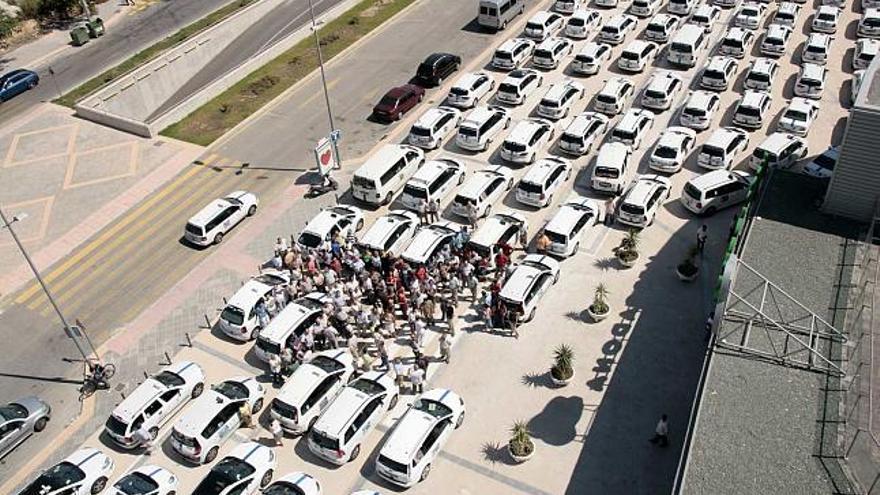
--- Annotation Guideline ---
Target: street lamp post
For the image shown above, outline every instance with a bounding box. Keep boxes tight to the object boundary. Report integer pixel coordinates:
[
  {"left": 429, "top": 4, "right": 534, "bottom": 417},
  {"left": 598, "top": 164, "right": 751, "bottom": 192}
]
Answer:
[
  {"left": 307, "top": 0, "right": 342, "bottom": 169},
  {"left": 0, "top": 207, "right": 96, "bottom": 371}
]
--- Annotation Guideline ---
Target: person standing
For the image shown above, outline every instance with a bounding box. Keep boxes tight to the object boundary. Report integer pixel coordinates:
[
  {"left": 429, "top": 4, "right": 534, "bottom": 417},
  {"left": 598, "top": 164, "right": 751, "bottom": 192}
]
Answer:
[
  {"left": 409, "top": 365, "right": 425, "bottom": 395},
  {"left": 418, "top": 201, "right": 427, "bottom": 225},
  {"left": 133, "top": 424, "right": 154, "bottom": 455},
  {"left": 270, "top": 418, "right": 284, "bottom": 446},
  {"left": 427, "top": 198, "right": 439, "bottom": 223},
  {"left": 697, "top": 225, "right": 708, "bottom": 253},
  {"left": 442, "top": 300, "right": 456, "bottom": 336},
  {"left": 650, "top": 414, "right": 669, "bottom": 447},
  {"left": 377, "top": 339, "right": 390, "bottom": 370},
  {"left": 439, "top": 334, "right": 451, "bottom": 363},
  {"left": 467, "top": 202, "right": 479, "bottom": 228},
  {"left": 536, "top": 231, "right": 551, "bottom": 254},
  {"left": 604, "top": 197, "right": 616, "bottom": 226},
  {"left": 518, "top": 226, "right": 529, "bottom": 251},
  {"left": 268, "top": 353, "right": 283, "bottom": 387},
  {"left": 239, "top": 403, "right": 254, "bottom": 429},
  {"left": 393, "top": 358, "right": 408, "bottom": 392},
  {"left": 280, "top": 347, "right": 295, "bottom": 376}
]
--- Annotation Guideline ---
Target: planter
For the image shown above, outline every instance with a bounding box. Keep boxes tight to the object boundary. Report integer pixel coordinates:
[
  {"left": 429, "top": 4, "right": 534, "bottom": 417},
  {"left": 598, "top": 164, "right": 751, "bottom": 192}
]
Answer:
[
  {"left": 676, "top": 265, "right": 699, "bottom": 282},
  {"left": 617, "top": 251, "right": 639, "bottom": 268},
  {"left": 508, "top": 441, "right": 535, "bottom": 463},
  {"left": 587, "top": 305, "right": 609, "bottom": 322},
  {"left": 550, "top": 368, "right": 575, "bottom": 387}
]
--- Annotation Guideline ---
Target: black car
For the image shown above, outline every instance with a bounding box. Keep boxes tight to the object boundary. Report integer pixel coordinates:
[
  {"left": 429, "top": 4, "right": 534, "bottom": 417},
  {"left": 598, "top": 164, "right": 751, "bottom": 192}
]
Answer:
[{"left": 415, "top": 53, "right": 461, "bottom": 87}]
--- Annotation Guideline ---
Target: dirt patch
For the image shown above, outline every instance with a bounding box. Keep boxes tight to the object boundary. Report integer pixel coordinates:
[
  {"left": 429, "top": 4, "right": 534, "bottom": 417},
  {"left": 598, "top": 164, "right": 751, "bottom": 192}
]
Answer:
[{"left": 0, "top": 19, "right": 43, "bottom": 54}]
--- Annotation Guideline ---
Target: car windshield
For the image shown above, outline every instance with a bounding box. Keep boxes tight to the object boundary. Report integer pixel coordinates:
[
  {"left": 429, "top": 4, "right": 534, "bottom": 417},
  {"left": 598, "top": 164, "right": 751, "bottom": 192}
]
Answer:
[
  {"left": 685, "top": 106, "right": 706, "bottom": 117},
  {"left": 600, "top": 26, "right": 618, "bottom": 35},
  {"left": 704, "top": 69, "right": 725, "bottom": 80},
  {"left": 212, "top": 380, "right": 248, "bottom": 400},
  {"left": 859, "top": 51, "right": 876, "bottom": 62},
  {"left": 620, "top": 203, "right": 645, "bottom": 215},
  {"left": 569, "top": 18, "right": 585, "bottom": 26},
  {"left": 865, "top": 18, "right": 880, "bottom": 27},
  {"left": 220, "top": 305, "right": 245, "bottom": 326},
  {"left": 742, "top": 7, "right": 759, "bottom": 16},
  {"left": 738, "top": 105, "right": 761, "bottom": 117},
  {"left": 153, "top": 370, "right": 185, "bottom": 388},
  {"left": 403, "top": 184, "right": 428, "bottom": 199},
  {"left": 785, "top": 109, "right": 808, "bottom": 121},
  {"left": 805, "top": 44, "right": 824, "bottom": 53},
  {"left": 185, "top": 223, "right": 204, "bottom": 236},
  {"left": 799, "top": 77, "right": 821, "bottom": 87},
  {"left": 540, "top": 98, "right": 559, "bottom": 108},
  {"left": 702, "top": 144, "right": 724, "bottom": 157},
  {"left": 575, "top": 54, "right": 594, "bottom": 63},
  {"left": 349, "top": 378, "right": 385, "bottom": 396},
  {"left": 498, "top": 83, "right": 519, "bottom": 95},
  {"left": 254, "top": 273, "right": 286, "bottom": 286},
  {"left": 377, "top": 95, "right": 398, "bottom": 107},
  {"left": 561, "top": 133, "right": 583, "bottom": 146},
  {"left": 459, "top": 127, "right": 478, "bottom": 137},
  {"left": 647, "top": 24, "right": 665, "bottom": 34},
  {"left": 114, "top": 472, "right": 160, "bottom": 495},
  {"left": 594, "top": 166, "right": 620, "bottom": 178},
  {"left": 413, "top": 398, "right": 454, "bottom": 418},
  {"left": 534, "top": 49, "right": 553, "bottom": 59},
  {"left": 692, "top": 15, "right": 708, "bottom": 23},
  {"left": 504, "top": 141, "right": 527, "bottom": 153},
  {"left": 596, "top": 93, "right": 617, "bottom": 104},
  {"left": 256, "top": 337, "right": 282, "bottom": 356},
  {"left": 193, "top": 458, "right": 255, "bottom": 495},
  {"left": 449, "top": 87, "right": 469, "bottom": 97},
  {"left": 0, "top": 403, "right": 27, "bottom": 421},
  {"left": 621, "top": 51, "right": 640, "bottom": 61},
  {"left": 309, "top": 355, "right": 345, "bottom": 373},
  {"left": 21, "top": 462, "right": 85, "bottom": 495},
  {"left": 722, "top": 39, "right": 742, "bottom": 49},
  {"left": 813, "top": 153, "right": 837, "bottom": 170},
  {"left": 749, "top": 71, "right": 770, "bottom": 82},
  {"left": 518, "top": 181, "right": 543, "bottom": 194},
  {"left": 352, "top": 176, "right": 375, "bottom": 189},
  {"left": 671, "top": 42, "right": 692, "bottom": 54},
  {"left": 526, "top": 21, "right": 543, "bottom": 31},
  {"left": 264, "top": 481, "right": 307, "bottom": 495},
  {"left": 410, "top": 126, "right": 431, "bottom": 137},
  {"left": 655, "top": 145, "right": 678, "bottom": 159},
  {"left": 297, "top": 232, "right": 323, "bottom": 249},
  {"left": 645, "top": 89, "right": 667, "bottom": 99},
  {"left": 818, "top": 12, "right": 836, "bottom": 21},
  {"left": 765, "top": 36, "right": 783, "bottom": 45},
  {"left": 612, "top": 129, "right": 635, "bottom": 141}
]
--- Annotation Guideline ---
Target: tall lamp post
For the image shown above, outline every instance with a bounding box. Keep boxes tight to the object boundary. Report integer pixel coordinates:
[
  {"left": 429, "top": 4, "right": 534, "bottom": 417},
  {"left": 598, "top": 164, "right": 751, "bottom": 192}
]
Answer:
[
  {"left": 0, "top": 207, "right": 97, "bottom": 374},
  {"left": 307, "top": 0, "right": 342, "bottom": 169}
]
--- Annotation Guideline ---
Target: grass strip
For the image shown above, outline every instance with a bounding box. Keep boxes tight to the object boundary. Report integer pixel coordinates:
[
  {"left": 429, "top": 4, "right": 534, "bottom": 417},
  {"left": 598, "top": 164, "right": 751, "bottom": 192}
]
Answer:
[
  {"left": 161, "top": 0, "right": 415, "bottom": 146},
  {"left": 55, "top": 0, "right": 259, "bottom": 108}
]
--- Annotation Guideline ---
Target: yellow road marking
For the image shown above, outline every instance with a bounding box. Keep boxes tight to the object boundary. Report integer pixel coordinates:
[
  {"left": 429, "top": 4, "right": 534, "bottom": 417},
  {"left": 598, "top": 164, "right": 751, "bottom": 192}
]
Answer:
[{"left": 15, "top": 156, "right": 218, "bottom": 305}]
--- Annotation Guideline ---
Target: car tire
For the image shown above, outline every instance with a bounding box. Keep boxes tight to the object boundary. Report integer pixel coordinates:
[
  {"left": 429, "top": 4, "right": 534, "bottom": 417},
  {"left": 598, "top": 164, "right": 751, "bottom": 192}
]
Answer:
[
  {"left": 435, "top": 138, "right": 443, "bottom": 150},
  {"left": 390, "top": 394, "right": 399, "bottom": 408},
  {"left": 507, "top": 179, "right": 514, "bottom": 190},
  {"left": 572, "top": 242, "right": 580, "bottom": 256},
  {"left": 420, "top": 463, "right": 432, "bottom": 482},
  {"left": 191, "top": 382, "right": 204, "bottom": 399},
  {"left": 502, "top": 20, "right": 508, "bottom": 29},
  {"left": 252, "top": 398, "right": 264, "bottom": 414},
  {"left": 545, "top": 194, "right": 553, "bottom": 207},
  {"left": 357, "top": 218, "right": 364, "bottom": 231},
  {"left": 213, "top": 233, "right": 223, "bottom": 245},
  {"left": 205, "top": 446, "right": 219, "bottom": 464},
  {"left": 247, "top": 205, "right": 257, "bottom": 216},
  {"left": 34, "top": 416, "right": 49, "bottom": 432},
  {"left": 349, "top": 444, "right": 361, "bottom": 462},
  {"left": 260, "top": 469, "right": 273, "bottom": 488},
  {"left": 28, "top": 81, "right": 37, "bottom": 90},
  {"left": 250, "top": 326, "right": 261, "bottom": 340},
  {"left": 149, "top": 427, "right": 159, "bottom": 440},
  {"left": 168, "top": 491, "right": 176, "bottom": 495},
  {"left": 456, "top": 411, "right": 465, "bottom": 428},
  {"left": 705, "top": 206, "right": 717, "bottom": 216},
  {"left": 458, "top": 173, "right": 465, "bottom": 185},
  {"left": 529, "top": 153, "right": 536, "bottom": 164},
  {"left": 91, "top": 476, "right": 108, "bottom": 495},
  {"left": 553, "top": 271, "right": 560, "bottom": 284},
  {"left": 307, "top": 416, "right": 319, "bottom": 432}
]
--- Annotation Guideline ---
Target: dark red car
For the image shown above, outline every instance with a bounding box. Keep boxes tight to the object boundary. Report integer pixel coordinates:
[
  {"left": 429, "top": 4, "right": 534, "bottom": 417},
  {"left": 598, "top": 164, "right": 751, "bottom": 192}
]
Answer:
[{"left": 372, "top": 84, "right": 425, "bottom": 122}]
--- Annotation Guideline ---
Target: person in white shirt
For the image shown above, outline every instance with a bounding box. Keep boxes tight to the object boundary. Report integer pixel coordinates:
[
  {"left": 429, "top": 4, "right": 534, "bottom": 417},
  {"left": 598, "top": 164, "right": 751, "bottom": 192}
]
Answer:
[
  {"left": 409, "top": 366, "right": 425, "bottom": 394},
  {"left": 650, "top": 414, "right": 669, "bottom": 447}
]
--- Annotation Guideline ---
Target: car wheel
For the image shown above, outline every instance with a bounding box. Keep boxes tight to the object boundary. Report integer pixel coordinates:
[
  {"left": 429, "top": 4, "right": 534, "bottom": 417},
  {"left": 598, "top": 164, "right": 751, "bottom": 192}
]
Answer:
[
  {"left": 563, "top": 108, "right": 569, "bottom": 118},
  {"left": 384, "top": 192, "right": 393, "bottom": 205},
  {"left": 705, "top": 206, "right": 717, "bottom": 216},
  {"left": 529, "top": 153, "right": 536, "bottom": 164},
  {"left": 250, "top": 326, "right": 261, "bottom": 340},
  {"left": 458, "top": 173, "right": 465, "bottom": 185},
  {"left": 435, "top": 138, "right": 442, "bottom": 150},
  {"left": 205, "top": 446, "right": 219, "bottom": 464},
  {"left": 507, "top": 179, "right": 514, "bottom": 190},
  {"left": 149, "top": 427, "right": 159, "bottom": 440},
  {"left": 420, "top": 463, "right": 432, "bottom": 482},
  {"left": 167, "top": 491, "right": 176, "bottom": 495},
  {"left": 502, "top": 20, "right": 508, "bottom": 29},
  {"left": 545, "top": 194, "right": 553, "bottom": 207},
  {"left": 247, "top": 205, "right": 257, "bottom": 216},
  {"left": 455, "top": 410, "right": 465, "bottom": 428},
  {"left": 91, "top": 476, "right": 108, "bottom": 494},
  {"left": 307, "top": 416, "right": 319, "bottom": 432},
  {"left": 526, "top": 308, "right": 537, "bottom": 322},
  {"left": 349, "top": 444, "right": 361, "bottom": 462},
  {"left": 213, "top": 233, "right": 223, "bottom": 245},
  {"left": 572, "top": 242, "right": 580, "bottom": 255},
  {"left": 260, "top": 469, "right": 273, "bottom": 488},
  {"left": 191, "top": 382, "right": 204, "bottom": 399},
  {"left": 553, "top": 271, "right": 560, "bottom": 284},
  {"left": 28, "top": 80, "right": 37, "bottom": 90},
  {"left": 34, "top": 416, "right": 48, "bottom": 432},
  {"left": 252, "top": 398, "right": 264, "bottom": 414},
  {"left": 357, "top": 218, "right": 364, "bottom": 231}
]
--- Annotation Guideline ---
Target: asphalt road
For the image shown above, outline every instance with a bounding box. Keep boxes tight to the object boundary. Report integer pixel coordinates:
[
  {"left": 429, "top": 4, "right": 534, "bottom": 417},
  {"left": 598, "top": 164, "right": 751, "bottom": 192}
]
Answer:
[{"left": 0, "top": 0, "right": 233, "bottom": 121}]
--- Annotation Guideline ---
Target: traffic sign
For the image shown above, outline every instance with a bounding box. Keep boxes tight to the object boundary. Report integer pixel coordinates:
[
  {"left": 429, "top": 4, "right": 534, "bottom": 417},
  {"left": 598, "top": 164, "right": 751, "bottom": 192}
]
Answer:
[{"left": 314, "top": 137, "right": 336, "bottom": 175}]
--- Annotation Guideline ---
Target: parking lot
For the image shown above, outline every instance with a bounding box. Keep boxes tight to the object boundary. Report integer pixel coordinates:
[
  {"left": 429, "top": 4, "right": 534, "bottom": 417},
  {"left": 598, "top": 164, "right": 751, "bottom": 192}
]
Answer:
[{"left": 8, "top": 0, "right": 857, "bottom": 492}]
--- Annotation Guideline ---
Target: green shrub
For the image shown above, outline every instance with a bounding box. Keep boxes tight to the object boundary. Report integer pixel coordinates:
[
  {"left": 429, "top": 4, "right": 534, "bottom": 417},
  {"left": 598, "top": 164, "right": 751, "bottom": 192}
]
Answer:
[{"left": 0, "top": 12, "right": 17, "bottom": 38}]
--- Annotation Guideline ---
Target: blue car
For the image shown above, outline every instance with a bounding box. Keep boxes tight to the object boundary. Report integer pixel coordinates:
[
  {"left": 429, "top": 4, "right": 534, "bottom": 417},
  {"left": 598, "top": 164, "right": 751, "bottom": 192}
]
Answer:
[{"left": 0, "top": 69, "right": 39, "bottom": 102}]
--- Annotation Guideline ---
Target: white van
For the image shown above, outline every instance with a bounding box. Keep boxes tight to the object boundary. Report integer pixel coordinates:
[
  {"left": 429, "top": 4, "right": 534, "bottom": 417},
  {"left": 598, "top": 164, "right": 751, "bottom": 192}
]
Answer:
[
  {"left": 253, "top": 293, "right": 328, "bottom": 363},
  {"left": 170, "top": 377, "right": 264, "bottom": 464},
  {"left": 375, "top": 388, "right": 466, "bottom": 487},
  {"left": 351, "top": 145, "right": 425, "bottom": 205},
  {"left": 269, "top": 349, "right": 355, "bottom": 435},
  {"left": 400, "top": 159, "right": 466, "bottom": 211},
  {"left": 408, "top": 106, "right": 462, "bottom": 150},
  {"left": 456, "top": 105, "right": 511, "bottom": 151},
  {"left": 218, "top": 273, "right": 287, "bottom": 341},
  {"left": 358, "top": 210, "right": 420, "bottom": 256},
  {"left": 498, "top": 254, "right": 560, "bottom": 322},
  {"left": 591, "top": 142, "right": 632, "bottom": 194},
  {"left": 450, "top": 166, "right": 514, "bottom": 219},
  {"left": 308, "top": 371, "right": 398, "bottom": 465},
  {"left": 681, "top": 170, "right": 754, "bottom": 215},
  {"left": 543, "top": 198, "right": 600, "bottom": 257},
  {"left": 749, "top": 133, "right": 807, "bottom": 170},
  {"left": 478, "top": 0, "right": 526, "bottom": 30},
  {"left": 667, "top": 24, "right": 707, "bottom": 67},
  {"left": 400, "top": 221, "right": 460, "bottom": 265},
  {"left": 467, "top": 211, "right": 528, "bottom": 263},
  {"left": 515, "top": 157, "right": 572, "bottom": 207},
  {"left": 184, "top": 191, "right": 258, "bottom": 247},
  {"left": 492, "top": 38, "right": 535, "bottom": 70},
  {"left": 104, "top": 362, "right": 205, "bottom": 449}
]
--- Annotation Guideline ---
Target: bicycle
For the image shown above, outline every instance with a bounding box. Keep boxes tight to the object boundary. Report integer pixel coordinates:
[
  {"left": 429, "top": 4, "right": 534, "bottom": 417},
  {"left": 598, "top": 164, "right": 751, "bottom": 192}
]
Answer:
[{"left": 79, "top": 360, "right": 116, "bottom": 401}]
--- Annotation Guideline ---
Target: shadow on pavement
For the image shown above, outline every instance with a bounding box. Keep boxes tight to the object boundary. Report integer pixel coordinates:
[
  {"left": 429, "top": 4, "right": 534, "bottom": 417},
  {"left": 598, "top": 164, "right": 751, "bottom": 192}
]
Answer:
[{"left": 528, "top": 395, "right": 584, "bottom": 447}]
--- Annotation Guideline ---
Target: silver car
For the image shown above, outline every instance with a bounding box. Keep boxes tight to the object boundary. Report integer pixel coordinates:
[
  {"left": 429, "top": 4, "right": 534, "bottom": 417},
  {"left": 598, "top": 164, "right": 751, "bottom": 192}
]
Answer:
[{"left": 0, "top": 396, "right": 51, "bottom": 458}]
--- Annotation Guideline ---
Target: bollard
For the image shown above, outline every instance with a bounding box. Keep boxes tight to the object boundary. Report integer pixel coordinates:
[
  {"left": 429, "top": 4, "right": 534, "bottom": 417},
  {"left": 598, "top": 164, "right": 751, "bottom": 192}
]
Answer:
[
  {"left": 120, "top": 391, "right": 126, "bottom": 401},
  {"left": 205, "top": 314, "right": 211, "bottom": 328},
  {"left": 164, "top": 351, "right": 172, "bottom": 365},
  {"left": 143, "top": 371, "right": 148, "bottom": 380},
  {"left": 185, "top": 332, "right": 193, "bottom": 347},
  {"left": 223, "top": 297, "right": 228, "bottom": 305}
]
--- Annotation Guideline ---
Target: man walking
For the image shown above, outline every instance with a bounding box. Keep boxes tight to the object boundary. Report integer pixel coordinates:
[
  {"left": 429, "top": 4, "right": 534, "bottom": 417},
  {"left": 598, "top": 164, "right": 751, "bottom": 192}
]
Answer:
[
  {"left": 649, "top": 414, "right": 669, "bottom": 447},
  {"left": 409, "top": 365, "right": 425, "bottom": 395},
  {"left": 133, "top": 424, "right": 154, "bottom": 455},
  {"left": 696, "top": 225, "right": 708, "bottom": 253},
  {"left": 427, "top": 198, "right": 439, "bottom": 223},
  {"left": 604, "top": 197, "right": 616, "bottom": 226},
  {"left": 270, "top": 418, "right": 284, "bottom": 446},
  {"left": 439, "top": 334, "right": 451, "bottom": 363}
]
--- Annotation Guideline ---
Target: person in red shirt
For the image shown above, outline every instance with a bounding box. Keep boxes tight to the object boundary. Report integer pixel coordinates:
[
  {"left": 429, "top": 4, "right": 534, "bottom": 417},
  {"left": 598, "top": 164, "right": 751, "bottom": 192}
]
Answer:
[
  {"left": 415, "top": 264, "right": 427, "bottom": 282},
  {"left": 495, "top": 249, "right": 509, "bottom": 274}
]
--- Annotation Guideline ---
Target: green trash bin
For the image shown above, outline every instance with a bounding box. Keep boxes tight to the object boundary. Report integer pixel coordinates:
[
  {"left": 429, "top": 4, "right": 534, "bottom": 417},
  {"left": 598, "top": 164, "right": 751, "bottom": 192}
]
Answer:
[
  {"left": 70, "top": 25, "right": 90, "bottom": 46},
  {"left": 87, "top": 18, "right": 104, "bottom": 38}
]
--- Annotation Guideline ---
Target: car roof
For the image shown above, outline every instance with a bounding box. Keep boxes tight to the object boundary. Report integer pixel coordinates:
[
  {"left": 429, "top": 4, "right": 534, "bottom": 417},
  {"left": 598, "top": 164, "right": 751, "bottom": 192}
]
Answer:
[
  {"left": 111, "top": 364, "right": 198, "bottom": 420},
  {"left": 650, "top": 13, "right": 676, "bottom": 24},
  {"left": 766, "top": 24, "right": 791, "bottom": 36},
  {"left": 690, "top": 169, "right": 750, "bottom": 188},
  {"left": 499, "top": 262, "right": 548, "bottom": 302},
  {"left": 777, "top": 2, "right": 799, "bottom": 13},
  {"left": 459, "top": 167, "right": 509, "bottom": 198},
  {"left": 818, "top": 4, "right": 839, "bottom": 13},
  {"left": 276, "top": 350, "right": 350, "bottom": 406},
  {"left": 758, "top": 132, "right": 801, "bottom": 151},
  {"left": 807, "top": 32, "right": 831, "bottom": 45},
  {"left": 410, "top": 159, "right": 459, "bottom": 185},
  {"left": 259, "top": 298, "right": 323, "bottom": 343},
  {"left": 303, "top": 209, "right": 344, "bottom": 237},
  {"left": 498, "top": 37, "right": 531, "bottom": 51},
  {"left": 624, "top": 40, "right": 653, "bottom": 53},
  {"left": 360, "top": 210, "right": 415, "bottom": 249},
  {"left": 601, "top": 77, "right": 630, "bottom": 95},
  {"left": 505, "top": 68, "right": 537, "bottom": 82},
  {"left": 537, "top": 37, "right": 566, "bottom": 50},
  {"left": 530, "top": 10, "right": 556, "bottom": 23},
  {"left": 800, "top": 63, "right": 826, "bottom": 79},
  {"left": 462, "top": 105, "right": 504, "bottom": 126},
  {"left": 579, "top": 41, "right": 607, "bottom": 56},
  {"left": 572, "top": 9, "right": 597, "bottom": 19},
  {"left": 687, "top": 90, "right": 716, "bottom": 108},
  {"left": 469, "top": 211, "right": 525, "bottom": 248},
  {"left": 314, "top": 372, "right": 392, "bottom": 435},
  {"left": 566, "top": 112, "right": 606, "bottom": 135},
  {"left": 597, "top": 142, "right": 630, "bottom": 167},
  {"left": 423, "top": 53, "right": 454, "bottom": 65},
  {"left": 623, "top": 175, "right": 671, "bottom": 205},
  {"left": 705, "top": 126, "right": 745, "bottom": 147},
  {"left": 65, "top": 448, "right": 106, "bottom": 469},
  {"left": 707, "top": 56, "right": 735, "bottom": 71},
  {"left": 453, "top": 72, "right": 486, "bottom": 89},
  {"left": 647, "top": 71, "right": 679, "bottom": 91},
  {"left": 725, "top": 27, "right": 750, "bottom": 40},
  {"left": 188, "top": 198, "right": 233, "bottom": 226},
  {"left": 607, "top": 14, "right": 633, "bottom": 26},
  {"left": 788, "top": 97, "right": 817, "bottom": 112},
  {"left": 227, "top": 279, "right": 272, "bottom": 311},
  {"left": 415, "top": 107, "right": 456, "bottom": 128},
  {"left": 380, "top": 406, "right": 440, "bottom": 464},
  {"left": 751, "top": 57, "right": 777, "bottom": 72},
  {"left": 356, "top": 145, "right": 420, "bottom": 180},
  {"left": 402, "top": 222, "right": 457, "bottom": 262},
  {"left": 694, "top": 3, "right": 717, "bottom": 15},
  {"left": 508, "top": 119, "right": 547, "bottom": 143},
  {"left": 857, "top": 38, "right": 880, "bottom": 54},
  {"left": 521, "top": 158, "right": 568, "bottom": 184},
  {"left": 544, "top": 80, "right": 580, "bottom": 101},
  {"left": 741, "top": 90, "right": 768, "bottom": 106},
  {"left": 616, "top": 109, "right": 651, "bottom": 131},
  {"left": 658, "top": 127, "right": 694, "bottom": 147},
  {"left": 545, "top": 198, "right": 597, "bottom": 235}
]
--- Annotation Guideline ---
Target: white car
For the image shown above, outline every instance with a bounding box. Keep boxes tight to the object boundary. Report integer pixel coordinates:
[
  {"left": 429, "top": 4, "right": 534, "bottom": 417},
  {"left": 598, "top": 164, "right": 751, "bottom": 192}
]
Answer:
[
  {"left": 497, "top": 254, "right": 560, "bottom": 321},
  {"left": 492, "top": 38, "right": 536, "bottom": 70},
  {"left": 610, "top": 108, "right": 655, "bottom": 150},
  {"left": 467, "top": 211, "right": 528, "bottom": 262},
  {"left": 648, "top": 127, "right": 697, "bottom": 173},
  {"left": 591, "top": 142, "right": 633, "bottom": 194},
  {"left": 184, "top": 191, "right": 258, "bottom": 246},
  {"left": 110, "top": 465, "right": 177, "bottom": 495},
  {"left": 565, "top": 9, "right": 602, "bottom": 38},
  {"left": 524, "top": 11, "right": 565, "bottom": 40},
  {"left": 408, "top": 106, "right": 461, "bottom": 150},
  {"left": 450, "top": 166, "right": 514, "bottom": 219},
  {"left": 308, "top": 371, "right": 399, "bottom": 465},
  {"left": 496, "top": 68, "right": 543, "bottom": 105},
  {"left": 744, "top": 57, "right": 779, "bottom": 91},
  {"left": 700, "top": 56, "right": 738, "bottom": 91},
  {"left": 852, "top": 69, "right": 867, "bottom": 103},
  {"left": 859, "top": 7, "right": 880, "bottom": 38},
  {"left": 645, "top": 14, "right": 680, "bottom": 43},
  {"left": 537, "top": 79, "right": 584, "bottom": 119},
  {"left": 777, "top": 97, "right": 819, "bottom": 136},
  {"left": 555, "top": 0, "right": 583, "bottom": 14},
  {"left": 217, "top": 271, "right": 289, "bottom": 341},
  {"left": 558, "top": 111, "right": 610, "bottom": 155},
  {"left": 400, "top": 159, "right": 466, "bottom": 210},
  {"left": 760, "top": 24, "right": 793, "bottom": 57},
  {"left": 17, "top": 447, "right": 114, "bottom": 495},
  {"left": 515, "top": 157, "right": 572, "bottom": 207},
  {"left": 532, "top": 37, "right": 574, "bottom": 69},
  {"left": 690, "top": 4, "right": 721, "bottom": 33},
  {"left": 680, "top": 90, "right": 721, "bottom": 130},
  {"left": 719, "top": 27, "right": 755, "bottom": 58},
  {"left": 400, "top": 221, "right": 459, "bottom": 265},
  {"left": 456, "top": 105, "right": 511, "bottom": 151},
  {"left": 501, "top": 118, "right": 555, "bottom": 163},
  {"left": 714, "top": 0, "right": 738, "bottom": 8},
  {"left": 296, "top": 205, "right": 364, "bottom": 250},
  {"left": 617, "top": 174, "right": 672, "bottom": 228},
  {"left": 802, "top": 33, "right": 832, "bottom": 65},
  {"left": 772, "top": 2, "right": 801, "bottom": 26},
  {"left": 598, "top": 14, "right": 638, "bottom": 45},
  {"left": 358, "top": 210, "right": 418, "bottom": 257},
  {"left": 642, "top": 70, "right": 683, "bottom": 111},
  {"left": 375, "top": 389, "right": 466, "bottom": 487},
  {"left": 669, "top": 0, "right": 698, "bottom": 16},
  {"left": 618, "top": 40, "right": 658, "bottom": 72},
  {"left": 630, "top": 0, "right": 663, "bottom": 18},
  {"left": 735, "top": 2, "right": 767, "bottom": 30},
  {"left": 802, "top": 146, "right": 838, "bottom": 179},
  {"left": 594, "top": 77, "right": 635, "bottom": 115},
  {"left": 732, "top": 90, "right": 772, "bottom": 129},
  {"left": 571, "top": 42, "right": 612, "bottom": 75},
  {"left": 697, "top": 127, "right": 750, "bottom": 170},
  {"left": 191, "top": 442, "right": 276, "bottom": 495},
  {"left": 446, "top": 72, "right": 495, "bottom": 109},
  {"left": 854, "top": 38, "right": 880, "bottom": 70},
  {"left": 543, "top": 198, "right": 600, "bottom": 257},
  {"left": 794, "top": 63, "right": 827, "bottom": 99},
  {"left": 812, "top": 5, "right": 840, "bottom": 33},
  {"left": 264, "top": 473, "right": 322, "bottom": 495}
]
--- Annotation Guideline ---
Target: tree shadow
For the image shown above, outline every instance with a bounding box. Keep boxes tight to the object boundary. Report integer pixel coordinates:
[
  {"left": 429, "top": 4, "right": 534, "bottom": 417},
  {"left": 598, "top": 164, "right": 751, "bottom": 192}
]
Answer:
[
  {"left": 481, "top": 440, "right": 514, "bottom": 465},
  {"left": 521, "top": 370, "right": 554, "bottom": 388},
  {"left": 528, "top": 395, "right": 584, "bottom": 446}
]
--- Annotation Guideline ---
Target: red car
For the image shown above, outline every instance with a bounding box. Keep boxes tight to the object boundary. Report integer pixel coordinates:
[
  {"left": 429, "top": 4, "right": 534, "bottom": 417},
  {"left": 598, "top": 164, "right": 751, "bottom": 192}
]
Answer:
[{"left": 372, "top": 84, "right": 425, "bottom": 122}]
